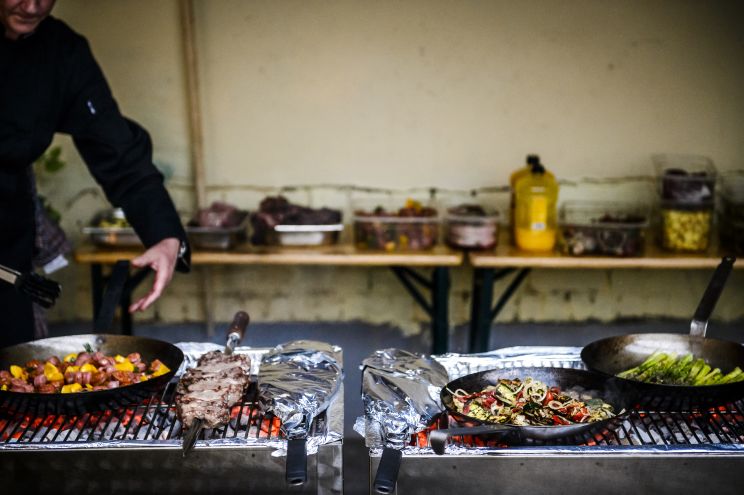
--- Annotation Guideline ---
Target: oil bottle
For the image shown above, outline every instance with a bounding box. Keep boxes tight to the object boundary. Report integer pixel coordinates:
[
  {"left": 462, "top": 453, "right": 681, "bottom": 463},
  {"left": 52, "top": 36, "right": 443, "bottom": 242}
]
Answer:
[
  {"left": 509, "top": 154, "right": 540, "bottom": 238},
  {"left": 514, "top": 160, "right": 559, "bottom": 251}
]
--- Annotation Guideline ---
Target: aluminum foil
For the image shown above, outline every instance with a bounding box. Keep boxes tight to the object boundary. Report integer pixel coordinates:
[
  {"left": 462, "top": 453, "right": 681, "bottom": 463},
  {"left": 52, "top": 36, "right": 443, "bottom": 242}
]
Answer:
[
  {"left": 354, "top": 348, "right": 449, "bottom": 449},
  {"left": 258, "top": 340, "right": 343, "bottom": 446}
]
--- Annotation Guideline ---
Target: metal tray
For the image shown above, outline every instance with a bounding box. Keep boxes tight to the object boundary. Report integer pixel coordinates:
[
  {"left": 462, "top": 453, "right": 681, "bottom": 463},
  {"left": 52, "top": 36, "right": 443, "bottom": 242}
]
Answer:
[
  {"left": 82, "top": 226, "right": 142, "bottom": 248},
  {"left": 186, "top": 215, "right": 249, "bottom": 250}
]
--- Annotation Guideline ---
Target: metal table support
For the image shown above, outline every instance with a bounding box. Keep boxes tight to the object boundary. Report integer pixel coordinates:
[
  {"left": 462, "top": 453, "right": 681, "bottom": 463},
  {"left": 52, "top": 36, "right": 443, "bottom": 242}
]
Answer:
[
  {"left": 390, "top": 266, "right": 451, "bottom": 354},
  {"left": 90, "top": 263, "right": 151, "bottom": 336},
  {"left": 468, "top": 267, "right": 531, "bottom": 353},
  {"left": 90, "top": 263, "right": 453, "bottom": 352}
]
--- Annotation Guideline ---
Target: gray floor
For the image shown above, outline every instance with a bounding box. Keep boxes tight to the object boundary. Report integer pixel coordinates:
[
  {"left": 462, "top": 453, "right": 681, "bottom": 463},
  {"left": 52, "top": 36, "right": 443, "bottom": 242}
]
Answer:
[{"left": 49, "top": 318, "right": 744, "bottom": 494}]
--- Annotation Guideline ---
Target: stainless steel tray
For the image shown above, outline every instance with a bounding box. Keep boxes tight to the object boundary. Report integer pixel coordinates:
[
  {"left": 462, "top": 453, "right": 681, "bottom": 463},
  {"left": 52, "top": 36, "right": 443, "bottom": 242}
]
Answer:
[
  {"left": 186, "top": 215, "right": 249, "bottom": 250},
  {"left": 82, "top": 226, "right": 142, "bottom": 248}
]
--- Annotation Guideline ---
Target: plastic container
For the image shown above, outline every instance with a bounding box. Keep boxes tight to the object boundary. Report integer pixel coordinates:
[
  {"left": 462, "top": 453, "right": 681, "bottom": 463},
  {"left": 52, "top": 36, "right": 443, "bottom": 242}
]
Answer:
[
  {"left": 509, "top": 154, "right": 542, "bottom": 235},
  {"left": 266, "top": 224, "right": 343, "bottom": 247},
  {"left": 559, "top": 202, "right": 648, "bottom": 257},
  {"left": 721, "top": 170, "right": 744, "bottom": 223},
  {"left": 719, "top": 216, "right": 744, "bottom": 255},
  {"left": 513, "top": 163, "right": 559, "bottom": 251},
  {"left": 353, "top": 199, "right": 439, "bottom": 251},
  {"left": 653, "top": 154, "right": 716, "bottom": 204},
  {"left": 444, "top": 205, "right": 499, "bottom": 250},
  {"left": 659, "top": 201, "right": 713, "bottom": 252}
]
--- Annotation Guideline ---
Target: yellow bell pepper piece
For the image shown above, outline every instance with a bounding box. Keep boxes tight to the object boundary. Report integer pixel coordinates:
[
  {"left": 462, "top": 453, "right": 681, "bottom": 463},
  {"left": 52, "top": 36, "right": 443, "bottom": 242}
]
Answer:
[
  {"left": 85, "top": 384, "right": 93, "bottom": 390},
  {"left": 10, "top": 365, "right": 28, "bottom": 381},
  {"left": 114, "top": 361, "right": 135, "bottom": 372},
  {"left": 63, "top": 353, "right": 78, "bottom": 363},
  {"left": 80, "top": 363, "right": 98, "bottom": 373},
  {"left": 114, "top": 355, "right": 126, "bottom": 363},
  {"left": 1, "top": 384, "right": 7, "bottom": 391},
  {"left": 152, "top": 364, "right": 171, "bottom": 377},
  {"left": 61, "top": 383, "right": 83, "bottom": 394},
  {"left": 44, "top": 362, "right": 64, "bottom": 382},
  {"left": 65, "top": 366, "right": 80, "bottom": 374}
]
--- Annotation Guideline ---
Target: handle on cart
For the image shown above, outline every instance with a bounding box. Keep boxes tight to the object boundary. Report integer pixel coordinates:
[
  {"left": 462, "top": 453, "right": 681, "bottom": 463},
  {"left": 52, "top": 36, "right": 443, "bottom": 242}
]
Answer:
[
  {"left": 373, "top": 447, "right": 402, "bottom": 494},
  {"left": 285, "top": 438, "right": 307, "bottom": 485}
]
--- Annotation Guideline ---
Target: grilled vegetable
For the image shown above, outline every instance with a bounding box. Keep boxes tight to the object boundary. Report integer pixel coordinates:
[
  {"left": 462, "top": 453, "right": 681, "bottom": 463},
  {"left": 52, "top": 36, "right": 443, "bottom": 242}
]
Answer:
[{"left": 618, "top": 352, "right": 744, "bottom": 386}]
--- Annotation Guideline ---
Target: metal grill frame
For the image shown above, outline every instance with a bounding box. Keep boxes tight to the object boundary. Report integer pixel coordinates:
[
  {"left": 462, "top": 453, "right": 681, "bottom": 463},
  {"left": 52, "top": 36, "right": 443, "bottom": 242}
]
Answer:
[
  {"left": 368, "top": 346, "right": 744, "bottom": 495},
  {"left": 0, "top": 345, "right": 344, "bottom": 495}
]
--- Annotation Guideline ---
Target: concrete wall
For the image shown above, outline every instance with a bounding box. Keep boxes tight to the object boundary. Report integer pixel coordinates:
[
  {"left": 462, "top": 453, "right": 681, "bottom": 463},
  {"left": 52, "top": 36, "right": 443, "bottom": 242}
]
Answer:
[{"left": 44, "top": 0, "right": 744, "bottom": 332}]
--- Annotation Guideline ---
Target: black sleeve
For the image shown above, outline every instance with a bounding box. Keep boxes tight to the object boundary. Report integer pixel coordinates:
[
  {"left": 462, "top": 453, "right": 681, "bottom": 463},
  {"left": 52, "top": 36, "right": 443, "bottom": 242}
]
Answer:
[{"left": 58, "top": 36, "right": 190, "bottom": 272}]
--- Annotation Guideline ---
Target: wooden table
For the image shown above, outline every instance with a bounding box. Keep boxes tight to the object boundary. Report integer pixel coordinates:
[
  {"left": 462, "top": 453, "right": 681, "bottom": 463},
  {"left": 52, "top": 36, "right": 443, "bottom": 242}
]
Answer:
[
  {"left": 467, "top": 240, "right": 741, "bottom": 353},
  {"left": 74, "top": 244, "right": 463, "bottom": 353}
]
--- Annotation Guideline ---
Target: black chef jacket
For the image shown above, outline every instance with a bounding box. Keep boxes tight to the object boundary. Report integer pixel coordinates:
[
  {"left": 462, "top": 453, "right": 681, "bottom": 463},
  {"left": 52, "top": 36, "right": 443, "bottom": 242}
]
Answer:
[{"left": 0, "top": 16, "right": 190, "bottom": 347}]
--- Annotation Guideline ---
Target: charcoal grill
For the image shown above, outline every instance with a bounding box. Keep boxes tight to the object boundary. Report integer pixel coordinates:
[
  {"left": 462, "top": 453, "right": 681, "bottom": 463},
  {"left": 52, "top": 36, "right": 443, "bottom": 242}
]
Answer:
[
  {"left": 0, "top": 345, "right": 343, "bottom": 495},
  {"left": 368, "top": 346, "right": 744, "bottom": 495}
]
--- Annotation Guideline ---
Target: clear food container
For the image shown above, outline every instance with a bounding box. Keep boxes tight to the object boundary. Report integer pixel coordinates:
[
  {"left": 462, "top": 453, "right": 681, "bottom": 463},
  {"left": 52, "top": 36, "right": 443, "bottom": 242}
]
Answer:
[
  {"left": 265, "top": 224, "right": 343, "bottom": 247},
  {"left": 186, "top": 213, "right": 249, "bottom": 250},
  {"left": 444, "top": 205, "right": 499, "bottom": 250},
  {"left": 653, "top": 153, "right": 716, "bottom": 204},
  {"left": 82, "top": 208, "right": 142, "bottom": 247},
  {"left": 719, "top": 216, "right": 744, "bottom": 255},
  {"left": 659, "top": 201, "right": 713, "bottom": 252},
  {"left": 721, "top": 170, "right": 744, "bottom": 224},
  {"left": 353, "top": 199, "right": 439, "bottom": 251},
  {"left": 559, "top": 202, "right": 649, "bottom": 257}
]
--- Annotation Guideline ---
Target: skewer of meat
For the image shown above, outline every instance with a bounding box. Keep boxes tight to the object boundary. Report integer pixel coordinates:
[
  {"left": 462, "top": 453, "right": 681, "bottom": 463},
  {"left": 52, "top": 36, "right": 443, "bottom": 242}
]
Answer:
[{"left": 176, "top": 311, "right": 250, "bottom": 455}]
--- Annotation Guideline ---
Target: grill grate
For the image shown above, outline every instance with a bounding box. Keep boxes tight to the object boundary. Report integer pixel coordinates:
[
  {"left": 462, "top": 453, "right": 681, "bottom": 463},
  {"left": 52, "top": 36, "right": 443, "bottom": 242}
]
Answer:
[
  {"left": 413, "top": 355, "right": 744, "bottom": 451},
  {"left": 0, "top": 382, "right": 320, "bottom": 445}
]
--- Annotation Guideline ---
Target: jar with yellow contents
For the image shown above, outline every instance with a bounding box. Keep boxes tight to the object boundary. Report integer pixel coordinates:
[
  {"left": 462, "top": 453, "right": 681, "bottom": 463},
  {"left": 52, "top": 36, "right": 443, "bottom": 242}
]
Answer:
[{"left": 659, "top": 200, "right": 713, "bottom": 252}]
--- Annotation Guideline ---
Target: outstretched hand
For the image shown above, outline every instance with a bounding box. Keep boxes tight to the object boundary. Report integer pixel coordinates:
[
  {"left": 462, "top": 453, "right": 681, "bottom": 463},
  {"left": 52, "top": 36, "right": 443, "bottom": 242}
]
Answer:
[{"left": 129, "top": 237, "right": 180, "bottom": 313}]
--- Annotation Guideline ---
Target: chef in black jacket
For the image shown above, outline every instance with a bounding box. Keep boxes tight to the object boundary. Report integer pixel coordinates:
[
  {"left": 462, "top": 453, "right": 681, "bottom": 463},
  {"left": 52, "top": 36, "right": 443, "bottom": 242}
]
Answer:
[{"left": 0, "top": 0, "right": 190, "bottom": 347}]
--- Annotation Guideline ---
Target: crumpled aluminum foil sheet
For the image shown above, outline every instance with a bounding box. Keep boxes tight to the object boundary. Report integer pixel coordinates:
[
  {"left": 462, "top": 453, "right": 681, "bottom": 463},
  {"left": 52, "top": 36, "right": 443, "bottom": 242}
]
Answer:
[
  {"left": 258, "top": 340, "right": 343, "bottom": 456},
  {"left": 363, "top": 346, "right": 744, "bottom": 457},
  {"left": 354, "top": 348, "right": 449, "bottom": 449},
  {"left": 0, "top": 342, "right": 342, "bottom": 453}
]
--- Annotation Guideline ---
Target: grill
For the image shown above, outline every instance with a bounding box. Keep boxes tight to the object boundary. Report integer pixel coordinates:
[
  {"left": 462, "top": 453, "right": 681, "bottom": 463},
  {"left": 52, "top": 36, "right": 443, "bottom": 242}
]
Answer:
[
  {"left": 0, "top": 345, "right": 343, "bottom": 495},
  {"left": 368, "top": 347, "right": 744, "bottom": 495}
]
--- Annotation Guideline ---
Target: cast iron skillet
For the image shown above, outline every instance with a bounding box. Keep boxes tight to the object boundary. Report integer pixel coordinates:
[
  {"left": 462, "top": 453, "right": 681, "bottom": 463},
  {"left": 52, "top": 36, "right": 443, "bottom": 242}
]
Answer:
[
  {"left": 430, "top": 366, "right": 633, "bottom": 455},
  {"left": 582, "top": 256, "right": 744, "bottom": 409},
  {"left": 0, "top": 260, "right": 184, "bottom": 415}
]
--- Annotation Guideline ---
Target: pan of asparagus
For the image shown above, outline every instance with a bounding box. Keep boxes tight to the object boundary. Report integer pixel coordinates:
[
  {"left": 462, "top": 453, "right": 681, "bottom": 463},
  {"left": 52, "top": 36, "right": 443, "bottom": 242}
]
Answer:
[{"left": 582, "top": 256, "right": 744, "bottom": 408}]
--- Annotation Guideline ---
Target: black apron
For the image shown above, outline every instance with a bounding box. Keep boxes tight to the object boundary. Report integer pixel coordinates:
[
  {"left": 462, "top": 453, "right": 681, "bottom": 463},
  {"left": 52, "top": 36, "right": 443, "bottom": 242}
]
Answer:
[{"left": 0, "top": 168, "right": 36, "bottom": 347}]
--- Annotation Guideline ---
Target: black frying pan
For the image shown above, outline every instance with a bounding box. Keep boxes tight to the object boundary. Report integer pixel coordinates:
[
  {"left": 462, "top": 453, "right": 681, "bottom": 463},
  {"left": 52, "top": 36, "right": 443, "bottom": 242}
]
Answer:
[
  {"left": 0, "top": 333, "right": 183, "bottom": 415},
  {"left": 0, "top": 260, "right": 183, "bottom": 415},
  {"left": 582, "top": 256, "right": 744, "bottom": 409},
  {"left": 431, "top": 366, "right": 633, "bottom": 454}
]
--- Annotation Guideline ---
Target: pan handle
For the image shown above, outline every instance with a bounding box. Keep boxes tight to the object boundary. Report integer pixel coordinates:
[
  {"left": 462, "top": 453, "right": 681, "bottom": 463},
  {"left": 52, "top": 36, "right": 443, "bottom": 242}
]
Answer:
[
  {"left": 690, "top": 256, "right": 735, "bottom": 338},
  {"left": 225, "top": 311, "right": 250, "bottom": 354},
  {"left": 285, "top": 438, "right": 307, "bottom": 485},
  {"left": 373, "top": 447, "right": 402, "bottom": 494},
  {"left": 430, "top": 424, "right": 512, "bottom": 455}
]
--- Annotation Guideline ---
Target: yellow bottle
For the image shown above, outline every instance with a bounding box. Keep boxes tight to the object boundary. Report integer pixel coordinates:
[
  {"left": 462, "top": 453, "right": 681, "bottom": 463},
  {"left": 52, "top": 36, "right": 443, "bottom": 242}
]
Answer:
[
  {"left": 509, "top": 155, "right": 540, "bottom": 238},
  {"left": 514, "top": 162, "right": 559, "bottom": 251}
]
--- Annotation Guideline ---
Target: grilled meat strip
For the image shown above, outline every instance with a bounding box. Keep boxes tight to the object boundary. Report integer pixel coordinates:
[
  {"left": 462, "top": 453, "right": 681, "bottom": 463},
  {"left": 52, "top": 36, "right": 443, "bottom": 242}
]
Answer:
[{"left": 175, "top": 352, "right": 251, "bottom": 429}]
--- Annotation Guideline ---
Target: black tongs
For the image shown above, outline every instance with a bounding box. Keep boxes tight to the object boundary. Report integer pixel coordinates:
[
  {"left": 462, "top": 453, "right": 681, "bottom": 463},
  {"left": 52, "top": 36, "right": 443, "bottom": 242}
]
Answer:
[{"left": 0, "top": 263, "right": 61, "bottom": 308}]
